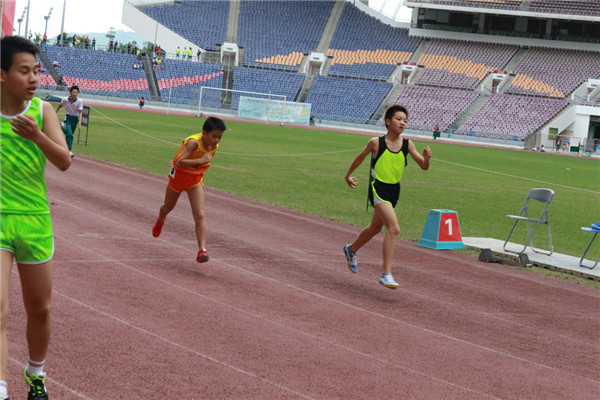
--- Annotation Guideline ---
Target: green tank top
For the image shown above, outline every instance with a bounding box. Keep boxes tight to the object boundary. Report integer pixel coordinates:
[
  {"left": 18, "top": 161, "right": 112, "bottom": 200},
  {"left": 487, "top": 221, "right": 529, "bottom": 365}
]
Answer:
[
  {"left": 0, "top": 97, "right": 49, "bottom": 214},
  {"left": 371, "top": 135, "right": 409, "bottom": 184}
]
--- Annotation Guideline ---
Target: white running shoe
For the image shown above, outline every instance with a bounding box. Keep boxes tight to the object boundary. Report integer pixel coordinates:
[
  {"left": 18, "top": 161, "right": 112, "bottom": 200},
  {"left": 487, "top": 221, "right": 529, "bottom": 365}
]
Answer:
[{"left": 379, "top": 273, "right": 399, "bottom": 289}]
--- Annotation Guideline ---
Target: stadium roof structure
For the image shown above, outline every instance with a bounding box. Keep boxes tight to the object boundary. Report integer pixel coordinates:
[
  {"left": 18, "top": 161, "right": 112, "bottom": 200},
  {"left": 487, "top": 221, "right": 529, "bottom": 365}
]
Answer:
[
  {"left": 405, "top": 0, "right": 600, "bottom": 23},
  {"left": 401, "top": 0, "right": 599, "bottom": 47}
]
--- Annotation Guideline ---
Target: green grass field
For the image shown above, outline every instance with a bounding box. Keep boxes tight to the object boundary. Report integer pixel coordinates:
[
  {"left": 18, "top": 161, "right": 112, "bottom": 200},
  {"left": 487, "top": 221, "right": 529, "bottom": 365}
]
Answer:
[{"left": 69, "top": 106, "right": 600, "bottom": 263}]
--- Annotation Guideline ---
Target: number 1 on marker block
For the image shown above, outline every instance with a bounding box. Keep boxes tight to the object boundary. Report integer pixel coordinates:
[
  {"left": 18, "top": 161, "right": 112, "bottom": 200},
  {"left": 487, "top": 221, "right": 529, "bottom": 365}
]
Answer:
[
  {"left": 438, "top": 213, "right": 461, "bottom": 242},
  {"left": 444, "top": 218, "right": 453, "bottom": 236}
]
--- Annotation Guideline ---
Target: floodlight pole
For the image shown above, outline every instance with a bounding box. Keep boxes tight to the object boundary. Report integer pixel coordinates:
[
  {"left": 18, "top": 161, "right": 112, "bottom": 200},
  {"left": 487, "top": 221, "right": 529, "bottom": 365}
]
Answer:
[
  {"left": 24, "top": 0, "right": 30, "bottom": 40},
  {"left": 44, "top": 7, "right": 53, "bottom": 37},
  {"left": 17, "top": 7, "right": 27, "bottom": 36},
  {"left": 59, "top": 0, "right": 66, "bottom": 45}
]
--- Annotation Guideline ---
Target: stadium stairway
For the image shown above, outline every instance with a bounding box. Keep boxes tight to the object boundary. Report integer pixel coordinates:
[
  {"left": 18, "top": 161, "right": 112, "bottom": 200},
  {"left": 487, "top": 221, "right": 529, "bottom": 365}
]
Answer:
[
  {"left": 451, "top": 92, "right": 488, "bottom": 132},
  {"left": 142, "top": 55, "right": 160, "bottom": 99},
  {"left": 226, "top": 0, "right": 240, "bottom": 43},
  {"left": 371, "top": 78, "right": 405, "bottom": 121},
  {"left": 38, "top": 49, "right": 64, "bottom": 89},
  {"left": 408, "top": 40, "right": 428, "bottom": 64},
  {"left": 315, "top": 0, "right": 346, "bottom": 54},
  {"left": 502, "top": 47, "right": 528, "bottom": 74}
]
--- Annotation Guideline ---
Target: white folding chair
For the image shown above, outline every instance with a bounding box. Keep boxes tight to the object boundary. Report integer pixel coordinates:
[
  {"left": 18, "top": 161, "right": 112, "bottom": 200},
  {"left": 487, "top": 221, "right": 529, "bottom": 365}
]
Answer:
[{"left": 503, "top": 188, "right": 554, "bottom": 256}]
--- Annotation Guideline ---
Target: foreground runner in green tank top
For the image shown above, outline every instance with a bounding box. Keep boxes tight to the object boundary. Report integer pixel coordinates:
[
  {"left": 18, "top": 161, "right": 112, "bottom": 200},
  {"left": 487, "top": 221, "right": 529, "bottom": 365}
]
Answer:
[{"left": 0, "top": 35, "right": 72, "bottom": 400}]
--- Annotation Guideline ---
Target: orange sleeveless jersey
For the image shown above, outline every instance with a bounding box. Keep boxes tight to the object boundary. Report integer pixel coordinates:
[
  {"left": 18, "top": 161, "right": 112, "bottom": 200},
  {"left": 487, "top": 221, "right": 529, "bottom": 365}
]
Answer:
[
  {"left": 168, "top": 133, "right": 219, "bottom": 192},
  {"left": 171, "top": 132, "right": 219, "bottom": 176}
]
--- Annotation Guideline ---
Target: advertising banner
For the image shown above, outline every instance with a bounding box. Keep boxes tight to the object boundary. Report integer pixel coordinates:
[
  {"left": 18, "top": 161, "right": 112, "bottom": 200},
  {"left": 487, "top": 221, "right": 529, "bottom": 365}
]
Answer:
[{"left": 238, "top": 96, "right": 311, "bottom": 125}]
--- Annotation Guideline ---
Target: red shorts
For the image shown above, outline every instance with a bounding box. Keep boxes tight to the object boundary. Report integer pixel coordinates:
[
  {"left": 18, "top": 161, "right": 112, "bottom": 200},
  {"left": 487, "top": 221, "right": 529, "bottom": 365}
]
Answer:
[{"left": 168, "top": 168, "right": 203, "bottom": 193}]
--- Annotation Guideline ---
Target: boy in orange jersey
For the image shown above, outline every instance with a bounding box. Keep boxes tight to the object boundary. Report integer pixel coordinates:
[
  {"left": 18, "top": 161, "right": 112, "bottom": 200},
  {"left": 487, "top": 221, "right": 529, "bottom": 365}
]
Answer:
[{"left": 152, "top": 117, "right": 226, "bottom": 263}]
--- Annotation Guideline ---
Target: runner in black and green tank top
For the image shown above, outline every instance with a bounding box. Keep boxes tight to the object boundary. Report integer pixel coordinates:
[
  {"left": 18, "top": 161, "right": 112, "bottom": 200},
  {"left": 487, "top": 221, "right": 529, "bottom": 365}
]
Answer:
[{"left": 343, "top": 105, "right": 432, "bottom": 290}]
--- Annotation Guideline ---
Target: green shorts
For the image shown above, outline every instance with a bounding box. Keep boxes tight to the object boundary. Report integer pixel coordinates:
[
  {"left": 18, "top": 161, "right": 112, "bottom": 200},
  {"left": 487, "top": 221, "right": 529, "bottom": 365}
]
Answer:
[{"left": 0, "top": 213, "right": 54, "bottom": 264}]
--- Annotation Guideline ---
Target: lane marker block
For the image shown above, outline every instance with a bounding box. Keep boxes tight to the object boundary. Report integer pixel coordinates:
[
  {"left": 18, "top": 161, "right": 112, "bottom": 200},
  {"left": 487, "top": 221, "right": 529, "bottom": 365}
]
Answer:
[{"left": 418, "top": 209, "right": 464, "bottom": 250}]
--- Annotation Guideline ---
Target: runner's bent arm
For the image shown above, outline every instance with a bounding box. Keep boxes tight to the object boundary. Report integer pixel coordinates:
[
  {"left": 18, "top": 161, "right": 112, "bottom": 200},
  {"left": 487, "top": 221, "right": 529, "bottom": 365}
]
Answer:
[
  {"left": 408, "top": 140, "right": 431, "bottom": 170},
  {"left": 10, "top": 101, "right": 71, "bottom": 170},
  {"left": 345, "top": 137, "right": 378, "bottom": 188},
  {"left": 175, "top": 139, "right": 212, "bottom": 169}
]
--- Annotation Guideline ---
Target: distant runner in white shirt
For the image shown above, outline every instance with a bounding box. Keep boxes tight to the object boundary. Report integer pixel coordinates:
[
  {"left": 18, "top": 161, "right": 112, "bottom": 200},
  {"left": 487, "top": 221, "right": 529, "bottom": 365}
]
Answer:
[{"left": 55, "top": 85, "right": 83, "bottom": 157}]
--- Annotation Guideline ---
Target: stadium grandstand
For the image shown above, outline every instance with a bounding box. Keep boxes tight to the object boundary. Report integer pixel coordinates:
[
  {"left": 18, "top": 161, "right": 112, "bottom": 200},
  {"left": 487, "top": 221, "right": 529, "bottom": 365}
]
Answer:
[{"left": 31, "top": 0, "right": 600, "bottom": 153}]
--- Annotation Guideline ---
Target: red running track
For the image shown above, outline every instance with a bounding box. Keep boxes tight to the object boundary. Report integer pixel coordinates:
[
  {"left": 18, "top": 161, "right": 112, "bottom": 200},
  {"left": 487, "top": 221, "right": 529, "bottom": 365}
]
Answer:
[{"left": 6, "top": 156, "right": 600, "bottom": 399}]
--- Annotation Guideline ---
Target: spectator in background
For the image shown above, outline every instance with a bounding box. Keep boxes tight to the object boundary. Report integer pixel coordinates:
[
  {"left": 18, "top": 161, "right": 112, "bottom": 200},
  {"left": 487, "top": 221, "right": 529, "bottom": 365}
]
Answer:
[
  {"left": 55, "top": 85, "right": 83, "bottom": 158},
  {"left": 91, "top": 38, "right": 96, "bottom": 50},
  {"left": 197, "top": 48, "right": 201, "bottom": 61},
  {"left": 139, "top": 97, "right": 145, "bottom": 110}
]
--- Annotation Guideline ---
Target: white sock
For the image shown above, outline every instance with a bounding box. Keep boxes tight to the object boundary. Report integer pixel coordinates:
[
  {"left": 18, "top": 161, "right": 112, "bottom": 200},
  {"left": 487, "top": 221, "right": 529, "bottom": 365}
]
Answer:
[
  {"left": 27, "top": 358, "right": 46, "bottom": 377},
  {"left": 0, "top": 380, "right": 8, "bottom": 398}
]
